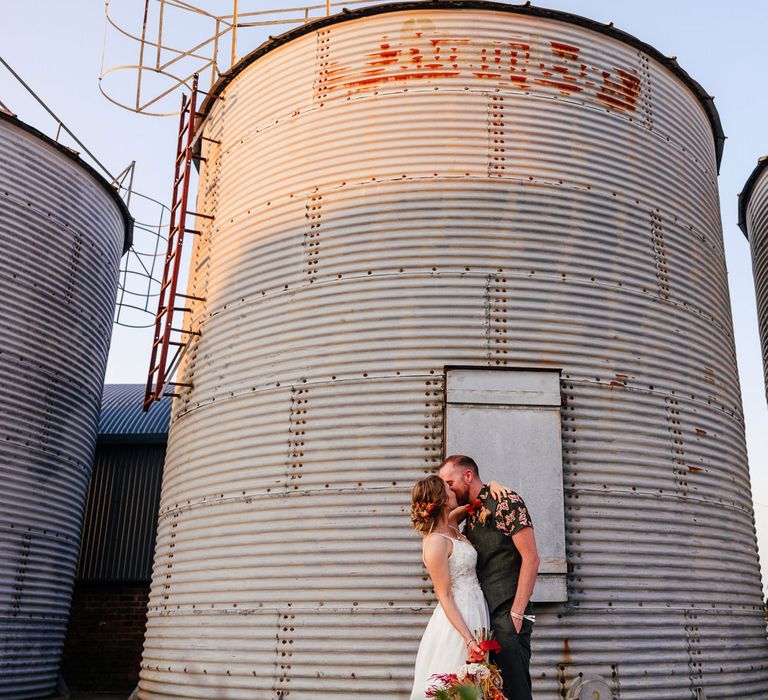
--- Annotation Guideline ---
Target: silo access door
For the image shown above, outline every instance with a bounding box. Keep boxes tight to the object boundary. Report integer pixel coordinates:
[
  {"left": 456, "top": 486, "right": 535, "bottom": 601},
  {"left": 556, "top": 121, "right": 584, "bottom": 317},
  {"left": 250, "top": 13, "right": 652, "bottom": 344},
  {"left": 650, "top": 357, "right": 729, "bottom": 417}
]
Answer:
[{"left": 444, "top": 367, "right": 567, "bottom": 602}]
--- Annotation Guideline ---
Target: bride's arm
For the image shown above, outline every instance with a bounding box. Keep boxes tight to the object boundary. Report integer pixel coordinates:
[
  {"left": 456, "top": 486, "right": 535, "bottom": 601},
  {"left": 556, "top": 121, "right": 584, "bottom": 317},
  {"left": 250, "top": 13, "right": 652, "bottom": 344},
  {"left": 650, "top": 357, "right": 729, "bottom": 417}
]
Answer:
[
  {"left": 448, "top": 506, "right": 468, "bottom": 528},
  {"left": 423, "top": 536, "right": 481, "bottom": 657}
]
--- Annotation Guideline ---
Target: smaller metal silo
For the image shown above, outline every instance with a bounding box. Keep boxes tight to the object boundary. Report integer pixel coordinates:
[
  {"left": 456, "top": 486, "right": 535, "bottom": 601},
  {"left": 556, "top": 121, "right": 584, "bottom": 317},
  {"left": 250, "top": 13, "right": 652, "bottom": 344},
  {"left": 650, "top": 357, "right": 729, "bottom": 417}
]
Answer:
[
  {"left": 739, "top": 156, "right": 768, "bottom": 400},
  {"left": 0, "top": 112, "right": 132, "bottom": 699}
]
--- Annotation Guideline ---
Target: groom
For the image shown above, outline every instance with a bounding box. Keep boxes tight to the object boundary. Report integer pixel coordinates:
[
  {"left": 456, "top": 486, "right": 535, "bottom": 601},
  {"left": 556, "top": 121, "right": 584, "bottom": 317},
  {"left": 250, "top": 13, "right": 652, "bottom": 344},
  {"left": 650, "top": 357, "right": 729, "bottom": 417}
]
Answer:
[{"left": 439, "top": 454, "right": 540, "bottom": 700}]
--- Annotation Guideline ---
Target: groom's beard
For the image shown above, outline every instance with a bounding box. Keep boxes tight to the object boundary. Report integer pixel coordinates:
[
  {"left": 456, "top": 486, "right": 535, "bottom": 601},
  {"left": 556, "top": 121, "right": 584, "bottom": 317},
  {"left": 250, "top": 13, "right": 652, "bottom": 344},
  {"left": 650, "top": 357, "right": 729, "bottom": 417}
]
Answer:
[{"left": 456, "top": 489, "right": 470, "bottom": 506}]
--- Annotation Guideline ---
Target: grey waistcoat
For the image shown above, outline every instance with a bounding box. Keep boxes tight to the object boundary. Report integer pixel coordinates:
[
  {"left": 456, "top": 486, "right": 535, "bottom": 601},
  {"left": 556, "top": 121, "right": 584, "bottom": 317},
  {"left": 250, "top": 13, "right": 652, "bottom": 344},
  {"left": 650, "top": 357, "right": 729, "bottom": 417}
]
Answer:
[{"left": 466, "top": 491, "right": 523, "bottom": 614}]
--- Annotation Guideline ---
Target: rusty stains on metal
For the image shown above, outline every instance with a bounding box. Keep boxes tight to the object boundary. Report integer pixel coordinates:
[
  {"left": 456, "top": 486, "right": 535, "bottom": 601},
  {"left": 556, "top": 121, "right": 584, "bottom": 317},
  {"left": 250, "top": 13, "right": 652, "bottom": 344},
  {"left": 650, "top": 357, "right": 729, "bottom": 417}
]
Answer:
[
  {"left": 323, "top": 32, "right": 640, "bottom": 109},
  {"left": 195, "top": 1, "right": 725, "bottom": 169}
]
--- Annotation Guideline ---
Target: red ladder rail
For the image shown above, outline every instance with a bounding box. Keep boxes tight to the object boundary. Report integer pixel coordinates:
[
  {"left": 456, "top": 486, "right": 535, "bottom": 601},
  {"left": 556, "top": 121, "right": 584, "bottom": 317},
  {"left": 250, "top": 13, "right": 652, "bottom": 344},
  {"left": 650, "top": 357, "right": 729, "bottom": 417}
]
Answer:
[{"left": 144, "top": 74, "right": 203, "bottom": 411}]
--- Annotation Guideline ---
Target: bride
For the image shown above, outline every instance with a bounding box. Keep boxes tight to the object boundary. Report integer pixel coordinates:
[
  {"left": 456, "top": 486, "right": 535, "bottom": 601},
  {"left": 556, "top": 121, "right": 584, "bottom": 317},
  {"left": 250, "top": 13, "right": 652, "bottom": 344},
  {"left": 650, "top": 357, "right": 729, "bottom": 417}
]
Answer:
[{"left": 409, "top": 474, "right": 509, "bottom": 699}]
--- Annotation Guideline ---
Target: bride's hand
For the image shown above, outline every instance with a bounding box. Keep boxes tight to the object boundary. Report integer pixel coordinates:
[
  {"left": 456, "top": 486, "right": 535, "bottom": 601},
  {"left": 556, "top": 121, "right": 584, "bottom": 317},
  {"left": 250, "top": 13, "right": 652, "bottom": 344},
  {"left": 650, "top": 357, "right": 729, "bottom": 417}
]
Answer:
[
  {"left": 466, "top": 639, "right": 483, "bottom": 662},
  {"left": 488, "top": 480, "right": 511, "bottom": 500}
]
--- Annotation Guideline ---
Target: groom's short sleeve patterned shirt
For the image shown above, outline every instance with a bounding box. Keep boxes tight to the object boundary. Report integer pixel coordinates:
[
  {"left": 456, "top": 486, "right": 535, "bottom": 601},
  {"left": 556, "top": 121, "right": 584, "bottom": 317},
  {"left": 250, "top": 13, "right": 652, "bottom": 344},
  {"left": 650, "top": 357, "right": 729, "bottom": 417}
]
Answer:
[
  {"left": 470, "top": 484, "right": 533, "bottom": 537},
  {"left": 494, "top": 489, "right": 533, "bottom": 537}
]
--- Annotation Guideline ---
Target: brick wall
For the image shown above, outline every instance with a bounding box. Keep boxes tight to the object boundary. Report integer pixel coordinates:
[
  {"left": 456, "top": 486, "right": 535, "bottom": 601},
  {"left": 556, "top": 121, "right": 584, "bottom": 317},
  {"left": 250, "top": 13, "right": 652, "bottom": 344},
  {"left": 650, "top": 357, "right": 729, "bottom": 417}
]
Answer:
[{"left": 61, "top": 582, "right": 150, "bottom": 691}]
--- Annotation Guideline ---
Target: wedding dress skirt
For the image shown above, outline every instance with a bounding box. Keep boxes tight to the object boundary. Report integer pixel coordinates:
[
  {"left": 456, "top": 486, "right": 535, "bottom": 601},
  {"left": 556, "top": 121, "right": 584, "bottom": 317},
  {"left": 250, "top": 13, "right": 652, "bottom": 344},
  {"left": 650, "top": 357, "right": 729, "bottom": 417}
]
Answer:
[{"left": 410, "top": 536, "right": 490, "bottom": 700}]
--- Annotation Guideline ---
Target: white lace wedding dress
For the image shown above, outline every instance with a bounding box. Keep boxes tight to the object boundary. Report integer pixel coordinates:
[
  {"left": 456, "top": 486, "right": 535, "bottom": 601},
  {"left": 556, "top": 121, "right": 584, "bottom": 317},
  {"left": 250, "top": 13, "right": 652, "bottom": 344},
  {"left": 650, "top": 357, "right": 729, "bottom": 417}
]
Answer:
[{"left": 409, "top": 533, "right": 491, "bottom": 700}]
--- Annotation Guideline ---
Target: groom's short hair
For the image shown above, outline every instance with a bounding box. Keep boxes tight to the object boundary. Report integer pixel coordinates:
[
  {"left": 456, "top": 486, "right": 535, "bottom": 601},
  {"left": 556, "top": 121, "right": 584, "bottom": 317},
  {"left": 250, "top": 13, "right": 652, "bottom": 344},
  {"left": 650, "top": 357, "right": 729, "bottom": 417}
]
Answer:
[{"left": 444, "top": 454, "right": 479, "bottom": 476}]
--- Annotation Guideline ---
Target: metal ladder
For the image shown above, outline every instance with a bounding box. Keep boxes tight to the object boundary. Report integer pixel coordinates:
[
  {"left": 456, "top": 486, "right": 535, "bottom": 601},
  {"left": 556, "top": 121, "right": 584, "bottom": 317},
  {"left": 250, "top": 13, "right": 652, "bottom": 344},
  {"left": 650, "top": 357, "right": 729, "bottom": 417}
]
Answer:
[{"left": 144, "top": 74, "right": 208, "bottom": 411}]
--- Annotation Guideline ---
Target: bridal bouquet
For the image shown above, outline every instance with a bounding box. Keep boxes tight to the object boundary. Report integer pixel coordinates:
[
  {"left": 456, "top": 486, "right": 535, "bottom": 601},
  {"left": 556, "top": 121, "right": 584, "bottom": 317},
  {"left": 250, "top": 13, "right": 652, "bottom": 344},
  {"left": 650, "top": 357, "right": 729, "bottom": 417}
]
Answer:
[{"left": 425, "top": 629, "right": 507, "bottom": 700}]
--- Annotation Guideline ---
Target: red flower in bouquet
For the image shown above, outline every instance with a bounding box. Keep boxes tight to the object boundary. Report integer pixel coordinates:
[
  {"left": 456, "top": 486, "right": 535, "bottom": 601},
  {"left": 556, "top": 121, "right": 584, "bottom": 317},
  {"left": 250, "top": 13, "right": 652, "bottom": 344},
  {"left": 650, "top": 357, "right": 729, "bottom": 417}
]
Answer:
[
  {"left": 427, "top": 628, "right": 508, "bottom": 699},
  {"left": 468, "top": 635, "right": 502, "bottom": 662},
  {"left": 479, "top": 639, "right": 502, "bottom": 654},
  {"left": 425, "top": 672, "right": 460, "bottom": 696}
]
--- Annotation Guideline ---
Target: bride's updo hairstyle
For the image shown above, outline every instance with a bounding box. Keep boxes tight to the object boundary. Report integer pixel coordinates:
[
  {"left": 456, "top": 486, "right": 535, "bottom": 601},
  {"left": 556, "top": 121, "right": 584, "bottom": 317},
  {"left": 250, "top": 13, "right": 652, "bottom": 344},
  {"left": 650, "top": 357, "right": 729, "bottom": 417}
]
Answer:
[{"left": 411, "top": 474, "right": 448, "bottom": 534}]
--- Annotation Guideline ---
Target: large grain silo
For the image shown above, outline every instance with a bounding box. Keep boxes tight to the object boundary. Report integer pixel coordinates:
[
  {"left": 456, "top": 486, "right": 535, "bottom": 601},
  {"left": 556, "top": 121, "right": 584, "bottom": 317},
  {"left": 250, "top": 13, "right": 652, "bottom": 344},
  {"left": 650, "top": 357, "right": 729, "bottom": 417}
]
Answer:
[
  {"left": 0, "top": 112, "right": 131, "bottom": 698},
  {"left": 739, "top": 156, "right": 768, "bottom": 401},
  {"left": 138, "top": 2, "right": 768, "bottom": 698}
]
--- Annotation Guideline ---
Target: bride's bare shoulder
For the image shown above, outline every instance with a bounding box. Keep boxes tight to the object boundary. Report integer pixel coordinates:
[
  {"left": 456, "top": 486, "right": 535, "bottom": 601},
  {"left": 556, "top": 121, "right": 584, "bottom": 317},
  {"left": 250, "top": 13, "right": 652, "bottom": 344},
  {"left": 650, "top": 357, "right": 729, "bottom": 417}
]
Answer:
[{"left": 422, "top": 533, "right": 452, "bottom": 562}]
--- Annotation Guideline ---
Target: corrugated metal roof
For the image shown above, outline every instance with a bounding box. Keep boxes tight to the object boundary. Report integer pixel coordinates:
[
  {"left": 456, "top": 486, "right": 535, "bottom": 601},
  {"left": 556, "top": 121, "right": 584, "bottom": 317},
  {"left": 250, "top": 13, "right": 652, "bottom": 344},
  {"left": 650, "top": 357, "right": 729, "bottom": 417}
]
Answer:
[{"left": 98, "top": 384, "right": 172, "bottom": 443}]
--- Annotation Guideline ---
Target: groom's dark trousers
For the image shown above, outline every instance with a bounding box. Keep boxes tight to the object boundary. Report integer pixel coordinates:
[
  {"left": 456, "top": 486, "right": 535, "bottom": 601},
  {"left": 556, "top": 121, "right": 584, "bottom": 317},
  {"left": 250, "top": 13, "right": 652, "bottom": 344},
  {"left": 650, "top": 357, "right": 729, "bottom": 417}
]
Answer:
[{"left": 490, "top": 599, "right": 534, "bottom": 700}]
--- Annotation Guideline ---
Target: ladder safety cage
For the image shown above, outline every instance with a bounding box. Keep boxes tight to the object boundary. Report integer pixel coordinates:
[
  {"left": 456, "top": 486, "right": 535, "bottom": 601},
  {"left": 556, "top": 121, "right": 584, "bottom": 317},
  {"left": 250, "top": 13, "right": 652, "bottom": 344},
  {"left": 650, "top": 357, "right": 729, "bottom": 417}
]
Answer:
[{"left": 144, "top": 73, "right": 206, "bottom": 411}]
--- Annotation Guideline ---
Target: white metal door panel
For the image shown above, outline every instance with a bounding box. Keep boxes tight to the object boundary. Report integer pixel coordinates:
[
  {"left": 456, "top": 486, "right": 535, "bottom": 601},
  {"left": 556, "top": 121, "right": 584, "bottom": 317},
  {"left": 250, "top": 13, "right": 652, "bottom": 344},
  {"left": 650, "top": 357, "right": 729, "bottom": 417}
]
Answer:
[{"left": 445, "top": 373, "right": 567, "bottom": 602}]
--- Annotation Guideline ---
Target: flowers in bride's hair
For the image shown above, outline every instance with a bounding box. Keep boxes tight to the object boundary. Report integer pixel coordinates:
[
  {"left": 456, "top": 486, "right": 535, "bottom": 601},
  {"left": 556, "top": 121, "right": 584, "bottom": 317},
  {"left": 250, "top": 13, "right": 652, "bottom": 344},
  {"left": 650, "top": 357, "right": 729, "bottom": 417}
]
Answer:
[{"left": 412, "top": 500, "right": 439, "bottom": 522}]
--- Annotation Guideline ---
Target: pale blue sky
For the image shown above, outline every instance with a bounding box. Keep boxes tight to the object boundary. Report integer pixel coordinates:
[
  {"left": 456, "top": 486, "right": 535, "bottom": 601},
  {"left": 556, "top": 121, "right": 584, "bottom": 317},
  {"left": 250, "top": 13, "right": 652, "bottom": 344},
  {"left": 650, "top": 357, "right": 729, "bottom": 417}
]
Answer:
[{"left": 3, "top": 0, "right": 767, "bottom": 588}]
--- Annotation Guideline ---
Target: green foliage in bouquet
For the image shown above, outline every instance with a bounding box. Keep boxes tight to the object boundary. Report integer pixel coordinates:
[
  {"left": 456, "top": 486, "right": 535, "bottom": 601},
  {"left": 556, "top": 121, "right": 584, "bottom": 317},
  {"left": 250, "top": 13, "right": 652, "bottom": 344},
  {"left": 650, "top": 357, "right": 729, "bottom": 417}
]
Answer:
[{"left": 430, "top": 684, "right": 479, "bottom": 700}]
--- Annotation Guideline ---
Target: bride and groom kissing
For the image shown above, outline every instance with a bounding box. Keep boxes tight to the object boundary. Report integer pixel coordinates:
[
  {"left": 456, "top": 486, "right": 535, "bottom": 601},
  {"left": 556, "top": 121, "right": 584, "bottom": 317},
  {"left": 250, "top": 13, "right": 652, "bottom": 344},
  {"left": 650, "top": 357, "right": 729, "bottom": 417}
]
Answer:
[{"left": 409, "top": 454, "right": 540, "bottom": 700}]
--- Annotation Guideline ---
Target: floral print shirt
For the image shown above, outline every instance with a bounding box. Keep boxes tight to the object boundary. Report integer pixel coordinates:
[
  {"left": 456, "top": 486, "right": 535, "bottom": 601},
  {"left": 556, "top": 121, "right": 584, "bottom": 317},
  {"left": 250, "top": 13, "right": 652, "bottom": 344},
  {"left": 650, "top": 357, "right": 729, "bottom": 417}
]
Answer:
[{"left": 467, "top": 484, "right": 533, "bottom": 538}]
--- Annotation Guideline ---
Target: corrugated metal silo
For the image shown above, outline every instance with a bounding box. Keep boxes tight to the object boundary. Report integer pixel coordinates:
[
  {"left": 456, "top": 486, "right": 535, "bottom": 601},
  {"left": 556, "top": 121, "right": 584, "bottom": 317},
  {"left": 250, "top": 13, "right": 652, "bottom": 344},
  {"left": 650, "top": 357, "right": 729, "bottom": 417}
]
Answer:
[
  {"left": 139, "top": 2, "right": 768, "bottom": 698},
  {"left": 739, "top": 156, "right": 768, "bottom": 401},
  {"left": 0, "top": 112, "right": 131, "bottom": 698}
]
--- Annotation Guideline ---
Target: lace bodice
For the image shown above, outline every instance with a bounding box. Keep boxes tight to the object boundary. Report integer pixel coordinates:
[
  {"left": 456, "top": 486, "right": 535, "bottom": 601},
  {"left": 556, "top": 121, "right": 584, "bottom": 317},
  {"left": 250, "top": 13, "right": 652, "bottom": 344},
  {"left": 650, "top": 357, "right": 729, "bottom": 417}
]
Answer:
[{"left": 425, "top": 534, "right": 484, "bottom": 600}]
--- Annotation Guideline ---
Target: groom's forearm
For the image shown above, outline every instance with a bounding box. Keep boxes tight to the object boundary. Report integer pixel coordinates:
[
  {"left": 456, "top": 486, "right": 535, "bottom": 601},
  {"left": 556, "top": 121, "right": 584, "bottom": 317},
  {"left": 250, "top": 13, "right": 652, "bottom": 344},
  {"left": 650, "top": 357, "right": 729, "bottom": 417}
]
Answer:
[
  {"left": 510, "top": 527, "right": 540, "bottom": 615},
  {"left": 511, "top": 556, "right": 539, "bottom": 614}
]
